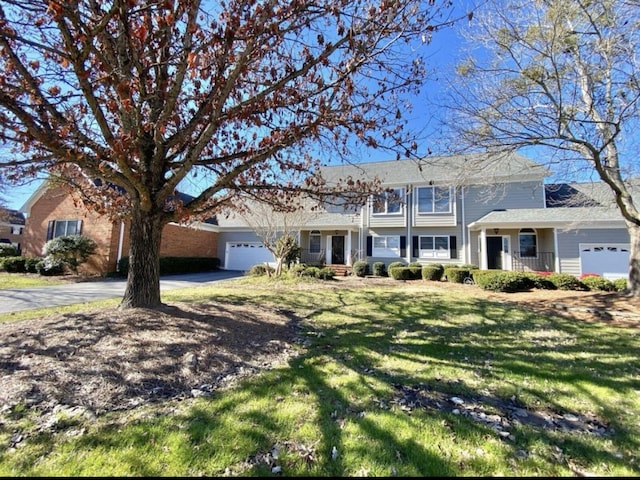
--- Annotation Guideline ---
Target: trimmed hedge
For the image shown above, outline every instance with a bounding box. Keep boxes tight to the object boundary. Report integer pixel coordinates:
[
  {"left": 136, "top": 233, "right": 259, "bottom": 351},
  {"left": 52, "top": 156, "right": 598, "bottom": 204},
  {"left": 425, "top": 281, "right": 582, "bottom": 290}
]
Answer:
[
  {"left": 117, "top": 256, "right": 221, "bottom": 276},
  {"left": 444, "top": 267, "right": 475, "bottom": 284},
  {"left": 352, "top": 260, "right": 369, "bottom": 277},
  {"left": 581, "top": 275, "right": 615, "bottom": 292},
  {"left": 547, "top": 273, "right": 588, "bottom": 291},
  {"left": 472, "top": 270, "right": 534, "bottom": 293},
  {"left": 0, "top": 256, "right": 26, "bottom": 273},
  {"left": 422, "top": 263, "right": 444, "bottom": 281},
  {"left": 372, "top": 261, "right": 387, "bottom": 277},
  {"left": 613, "top": 278, "right": 628, "bottom": 292},
  {"left": 389, "top": 266, "right": 419, "bottom": 281}
]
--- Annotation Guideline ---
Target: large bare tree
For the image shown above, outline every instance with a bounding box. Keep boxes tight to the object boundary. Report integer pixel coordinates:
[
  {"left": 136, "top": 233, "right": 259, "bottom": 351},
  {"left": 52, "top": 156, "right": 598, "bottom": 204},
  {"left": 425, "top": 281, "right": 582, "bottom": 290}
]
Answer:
[
  {"left": 0, "top": 0, "right": 454, "bottom": 308},
  {"left": 439, "top": 0, "right": 640, "bottom": 295}
]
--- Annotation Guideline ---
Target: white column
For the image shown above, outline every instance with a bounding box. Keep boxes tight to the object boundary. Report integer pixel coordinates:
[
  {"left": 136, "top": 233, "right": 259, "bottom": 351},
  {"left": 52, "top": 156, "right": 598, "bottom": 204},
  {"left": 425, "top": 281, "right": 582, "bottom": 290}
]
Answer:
[
  {"left": 346, "top": 230, "right": 352, "bottom": 265},
  {"left": 480, "top": 228, "right": 488, "bottom": 270}
]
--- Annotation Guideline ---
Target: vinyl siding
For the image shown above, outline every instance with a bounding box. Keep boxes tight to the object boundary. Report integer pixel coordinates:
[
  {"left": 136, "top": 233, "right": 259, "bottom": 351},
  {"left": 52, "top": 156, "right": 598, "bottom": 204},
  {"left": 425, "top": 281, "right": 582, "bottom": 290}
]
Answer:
[{"left": 463, "top": 181, "right": 546, "bottom": 223}]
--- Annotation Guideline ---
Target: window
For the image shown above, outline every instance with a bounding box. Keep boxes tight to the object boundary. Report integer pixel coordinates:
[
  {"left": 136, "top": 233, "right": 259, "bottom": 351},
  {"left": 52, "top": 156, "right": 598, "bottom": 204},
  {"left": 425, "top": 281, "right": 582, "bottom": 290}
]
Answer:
[
  {"left": 372, "top": 235, "right": 401, "bottom": 257},
  {"left": 419, "top": 235, "right": 451, "bottom": 259},
  {"left": 519, "top": 228, "right": 537, "bottom": 257},
  {"left": 416, "top": 186, "right": 451, "bottom": 214},
  {"left": 372, "top": 188, "right": 404, "bottom": 215},
  {"left": 11, "top": 226, "right": 23, "bottom": 235},
  {"left": 309, "top": 230, "right": 321, "bottom": 254},
  {"left": 46, "top": 220, "right": 82, "bottom": 241}
]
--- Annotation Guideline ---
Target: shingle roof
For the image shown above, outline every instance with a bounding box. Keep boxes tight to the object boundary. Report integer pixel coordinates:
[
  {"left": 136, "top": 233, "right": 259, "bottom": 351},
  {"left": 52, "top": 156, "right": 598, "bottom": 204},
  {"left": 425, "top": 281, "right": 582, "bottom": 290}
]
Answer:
[
  {"left": 469, "top": 206, "right": 624, "bottom": 230},
  {"left": 319, "top": 152, "right": 549, "bottom": 187}
]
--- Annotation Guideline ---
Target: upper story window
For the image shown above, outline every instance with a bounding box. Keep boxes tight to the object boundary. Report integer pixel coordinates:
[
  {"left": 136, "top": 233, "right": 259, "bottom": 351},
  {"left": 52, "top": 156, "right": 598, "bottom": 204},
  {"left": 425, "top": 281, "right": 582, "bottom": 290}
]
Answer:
[
  {"left": 309, "top": 230, "right": 321, "bottom": 253},
  {"left": 11, "top": 226, "right": 23, "bottom": 235},
  {"left": 46, "top": 219, "right": 82, "bottom": 241},
  {"left": 416, "top": 186, "right": 451, "bottom": 214},
  {"left": 372, "top": 188, "right": 404, "bottom": 215},
  {"left": 372, "top": 235, "right": 401, "bottom": 257},
  {"left": 519, "top": 228, "right": 537, "bottom": 258}
]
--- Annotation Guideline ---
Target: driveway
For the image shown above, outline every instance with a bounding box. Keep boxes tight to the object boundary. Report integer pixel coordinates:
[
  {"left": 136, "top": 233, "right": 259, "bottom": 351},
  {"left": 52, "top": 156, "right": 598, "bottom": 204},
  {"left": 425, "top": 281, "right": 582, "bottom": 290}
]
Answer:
[{"left": 0, "top": 270, "right": 243, "bottom": 314}]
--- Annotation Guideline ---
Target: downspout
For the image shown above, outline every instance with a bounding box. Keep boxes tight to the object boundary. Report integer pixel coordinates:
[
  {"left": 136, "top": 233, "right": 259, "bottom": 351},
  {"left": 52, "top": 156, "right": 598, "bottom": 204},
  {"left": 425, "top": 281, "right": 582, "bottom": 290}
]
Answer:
[
  {"left": 406, "top": 185, "right": 411, "bottom": 263},
  {"left": 461, "top": 186, "right": 467, "bottom": 264},
  {"left": 116, "top": 221, "right": 125, "bottom": 272},
  {"left": 553, "top": 227, "right": 560, "bottom": 273}
]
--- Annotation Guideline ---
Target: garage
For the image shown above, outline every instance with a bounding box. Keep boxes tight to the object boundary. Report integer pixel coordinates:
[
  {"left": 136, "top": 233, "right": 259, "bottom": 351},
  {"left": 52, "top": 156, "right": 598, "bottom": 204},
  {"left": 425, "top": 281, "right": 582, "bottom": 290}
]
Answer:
[
  {"left": 580, "top": 243, "right": 630, "bottom": 280},
  {"left": 224, "top": 242, "right": 275, "bottom": 271}
]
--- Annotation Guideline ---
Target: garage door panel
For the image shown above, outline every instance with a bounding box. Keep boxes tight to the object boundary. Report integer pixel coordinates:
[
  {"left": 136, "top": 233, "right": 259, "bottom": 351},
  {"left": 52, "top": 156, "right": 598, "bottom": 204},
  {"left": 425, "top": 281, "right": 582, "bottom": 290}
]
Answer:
[
  {"left": 580, "top": 244, "right": 629, "bottom": 280},
  {"left": 225, "top": 242, "right": 275, "bottom": 271}
]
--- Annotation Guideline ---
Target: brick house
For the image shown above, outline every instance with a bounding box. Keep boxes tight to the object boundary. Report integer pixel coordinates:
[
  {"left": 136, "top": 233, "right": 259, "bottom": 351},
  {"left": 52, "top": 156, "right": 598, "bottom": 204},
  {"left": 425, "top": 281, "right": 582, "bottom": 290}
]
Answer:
[
  {"left": 20, "top": 183, "right": 219, "bottom": 275},
  {"left": 0, "top": 208, "right": 25, "bottom": 253}
]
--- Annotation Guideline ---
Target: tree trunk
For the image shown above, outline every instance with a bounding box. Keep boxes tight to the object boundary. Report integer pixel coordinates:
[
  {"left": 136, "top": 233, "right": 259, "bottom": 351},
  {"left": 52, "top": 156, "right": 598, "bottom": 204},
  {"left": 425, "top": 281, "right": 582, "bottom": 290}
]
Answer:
[
  {"left": 119, "top": 209, "right": 164, "bottom": 309},
  {"left": 627, "top": 221, "right": 640, "bottom": 297}
]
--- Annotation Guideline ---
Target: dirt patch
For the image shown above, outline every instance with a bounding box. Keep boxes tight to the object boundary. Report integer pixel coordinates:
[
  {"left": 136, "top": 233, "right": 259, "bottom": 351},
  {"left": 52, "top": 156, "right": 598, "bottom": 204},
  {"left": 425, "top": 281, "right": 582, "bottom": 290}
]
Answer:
[{"left": 0, "top": 278, "right": 637, "bottom": 431}]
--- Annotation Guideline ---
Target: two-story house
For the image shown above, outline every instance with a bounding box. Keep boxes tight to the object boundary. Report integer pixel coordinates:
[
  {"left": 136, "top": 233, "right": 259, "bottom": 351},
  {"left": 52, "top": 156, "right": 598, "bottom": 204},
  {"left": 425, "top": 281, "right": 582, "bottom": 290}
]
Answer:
[{"left": 216, "top": 152, "right": 629, "bottom": 279}]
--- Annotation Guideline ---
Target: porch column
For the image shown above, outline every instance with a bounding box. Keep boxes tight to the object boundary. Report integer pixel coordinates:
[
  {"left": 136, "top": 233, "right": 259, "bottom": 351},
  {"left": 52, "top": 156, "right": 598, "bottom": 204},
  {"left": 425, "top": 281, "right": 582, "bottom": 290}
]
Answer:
[
  {"left": 346, "top": 230, "right": 352, "bottom": 266},
  {"left": 479, "top": 228, "right": 488, "bottom": 270}
]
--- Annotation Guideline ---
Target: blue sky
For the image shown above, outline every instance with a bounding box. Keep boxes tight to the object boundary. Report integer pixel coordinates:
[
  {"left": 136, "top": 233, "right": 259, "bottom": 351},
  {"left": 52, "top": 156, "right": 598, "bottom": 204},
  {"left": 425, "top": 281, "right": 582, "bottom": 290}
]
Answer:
[{"left": 3, "top": 3, "right": 471, "bottom": 212}]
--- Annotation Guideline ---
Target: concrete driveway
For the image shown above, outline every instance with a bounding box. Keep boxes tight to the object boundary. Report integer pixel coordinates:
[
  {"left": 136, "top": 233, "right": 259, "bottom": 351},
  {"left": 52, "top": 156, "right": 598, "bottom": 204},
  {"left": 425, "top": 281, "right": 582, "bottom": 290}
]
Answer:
[{"left": 0, "top": 270, "right": 243, "bottom": 314}]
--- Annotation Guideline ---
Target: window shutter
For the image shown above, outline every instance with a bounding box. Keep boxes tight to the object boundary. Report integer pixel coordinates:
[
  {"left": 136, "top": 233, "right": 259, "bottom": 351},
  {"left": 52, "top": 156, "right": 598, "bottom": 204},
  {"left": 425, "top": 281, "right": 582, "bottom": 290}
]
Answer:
[
  {"left": 46, "top": 221, "right": 55, "bottom": 241},
  {"left": 450, "top": 236, "right": 457, "bottom": 259},
  {"left": 366, "top": 236, "right": 372, "bottom": 256},
  {"left": 412, "top": 236, "right": 419, "bottom": 257},
  {"left": 400, "top": 236, "right": 406, "bottom": 257}
]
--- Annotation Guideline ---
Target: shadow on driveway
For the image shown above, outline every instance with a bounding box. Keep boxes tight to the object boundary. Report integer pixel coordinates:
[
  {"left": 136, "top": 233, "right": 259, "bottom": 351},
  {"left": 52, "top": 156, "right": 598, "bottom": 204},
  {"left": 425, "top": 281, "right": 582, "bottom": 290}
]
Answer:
[{"left": 0, "top": 270, "right": 244, "bottom": 314}]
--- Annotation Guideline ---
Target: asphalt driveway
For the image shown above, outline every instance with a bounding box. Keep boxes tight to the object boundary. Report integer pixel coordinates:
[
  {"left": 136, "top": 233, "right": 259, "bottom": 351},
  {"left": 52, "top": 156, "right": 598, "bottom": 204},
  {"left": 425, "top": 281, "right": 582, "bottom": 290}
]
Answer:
[{"left": 0, "top": 270, "right": 243, "bottom": 314}]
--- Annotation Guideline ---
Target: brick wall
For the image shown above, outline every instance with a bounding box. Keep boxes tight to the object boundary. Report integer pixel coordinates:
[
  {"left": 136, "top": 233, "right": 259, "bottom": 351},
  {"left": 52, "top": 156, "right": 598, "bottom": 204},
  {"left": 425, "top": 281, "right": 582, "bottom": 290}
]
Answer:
[
  {"left": 22, "top": 186, "right": 219, "bottom": 275},
  {"left": 0, "top": 224, "right": 23, "bottom": 251},
  {"left": 22, "top": 185, "right": 118, "bottom": 274}
]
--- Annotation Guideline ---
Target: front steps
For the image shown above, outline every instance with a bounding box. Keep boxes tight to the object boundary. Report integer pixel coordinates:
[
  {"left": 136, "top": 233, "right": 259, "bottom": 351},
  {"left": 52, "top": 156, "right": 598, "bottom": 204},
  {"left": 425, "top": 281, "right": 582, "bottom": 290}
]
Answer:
[{"left": 327, "top": 264, "right": 352, "bottom": 276}]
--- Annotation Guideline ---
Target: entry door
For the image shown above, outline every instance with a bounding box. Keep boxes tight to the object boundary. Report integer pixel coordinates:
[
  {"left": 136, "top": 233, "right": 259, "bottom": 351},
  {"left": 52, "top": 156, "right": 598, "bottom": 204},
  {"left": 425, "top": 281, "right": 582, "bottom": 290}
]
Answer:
[
  {"left": 487, "top": 236, "right": 503, "bottom": 270},
  {"left": 331, "top": 236, "right": 345, "bottom": 264}
]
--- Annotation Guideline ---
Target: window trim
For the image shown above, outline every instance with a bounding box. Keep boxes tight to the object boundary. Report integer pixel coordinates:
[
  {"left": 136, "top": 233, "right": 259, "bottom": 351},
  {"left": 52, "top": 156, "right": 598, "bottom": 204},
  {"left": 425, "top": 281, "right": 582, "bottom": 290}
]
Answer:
[
  {"left": 47, "top": 219, "right": 82, "bottom": 241},
  {"left": 372, "top": 235, "right": 401, "bottom": 257},
  {"left": 418, "top": 235, "right": 451, "bottom": 259},
  {"left": 416, "top": 186, "right": 452, "bottom": 214},
  {"left": 372, "top": 188, "right": 404, "bottom": 215},
  {"left": 309, "top": 230, "right": 321, "bottom": 254},
  {"left": 518, "top": 228, "right": 538, "bottom": 258}
]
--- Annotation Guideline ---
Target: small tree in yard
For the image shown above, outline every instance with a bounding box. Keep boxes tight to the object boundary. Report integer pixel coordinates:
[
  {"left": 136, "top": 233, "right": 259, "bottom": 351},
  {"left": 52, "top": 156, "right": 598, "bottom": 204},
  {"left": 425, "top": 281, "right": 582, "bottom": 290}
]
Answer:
[
  {"left": 43, "top": 235, "right": 97, "bottom": 275},
  {"left": 440, "top": 0, "right": 640, "bottom": 296},
  {"left": 0, "top": 0, "right": 455, "bottom": 309}
]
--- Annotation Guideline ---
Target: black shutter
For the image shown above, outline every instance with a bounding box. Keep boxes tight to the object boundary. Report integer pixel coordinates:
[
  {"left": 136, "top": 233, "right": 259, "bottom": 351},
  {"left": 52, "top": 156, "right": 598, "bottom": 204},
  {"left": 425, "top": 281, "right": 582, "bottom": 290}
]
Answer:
[
  {"left": 46, "top": 221, "right": 55, "bottom": 241},
  {"left": 366, "top": 236, "right": 372, "bottom": 256},
  {"left": 400, "top": 236, "right": 406, "bottom": 257},
  {"left": 412, "top": 236, "right": 419, "bottom": 258},
  {"left": 450, "top": 236, "right": 457, "bottom": 259}
]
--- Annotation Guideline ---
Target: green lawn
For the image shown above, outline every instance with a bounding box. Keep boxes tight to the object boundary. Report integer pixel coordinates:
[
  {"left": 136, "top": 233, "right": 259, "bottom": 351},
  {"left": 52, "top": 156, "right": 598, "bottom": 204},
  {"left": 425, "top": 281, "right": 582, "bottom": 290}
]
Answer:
[
  {"left": 0, "top": 277, "right": 638, "bottom": 476},
  {"left": 0, "top": 272, "right": 66, "bottom": 289}
]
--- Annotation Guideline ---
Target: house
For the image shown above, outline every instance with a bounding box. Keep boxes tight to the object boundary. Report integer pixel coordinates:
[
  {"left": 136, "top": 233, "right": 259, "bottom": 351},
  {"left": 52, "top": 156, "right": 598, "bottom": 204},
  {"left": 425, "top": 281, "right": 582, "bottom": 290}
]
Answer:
[
  {"left": 216, "top": 152, "right": 629, "bottom": 279},
  {"left": 0, "top": 208, "right": 25, "bottom": 253},
  {"left": 17, "top": 152, "right": 630, "bottom": 279},
  {"left": 20, "top": 182, "right": 219, "bottom": 275}
]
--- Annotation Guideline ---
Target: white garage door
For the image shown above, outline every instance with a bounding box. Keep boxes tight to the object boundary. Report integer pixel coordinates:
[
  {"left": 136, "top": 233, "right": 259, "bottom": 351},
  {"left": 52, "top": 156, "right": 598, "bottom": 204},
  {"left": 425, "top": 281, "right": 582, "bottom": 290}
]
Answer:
[
  {"left": 225, "top": 242, "right": 275, "bottom": 271},
  {"left": 580, "top": 243, "right": 629, "bottom": 280}
]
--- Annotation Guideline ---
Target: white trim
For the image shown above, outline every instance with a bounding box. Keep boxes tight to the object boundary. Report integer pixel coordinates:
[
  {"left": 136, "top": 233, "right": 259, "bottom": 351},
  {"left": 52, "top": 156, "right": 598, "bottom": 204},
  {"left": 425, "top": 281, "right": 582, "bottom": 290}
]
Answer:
[{"left": 116, "top": 221, "right": 125, "bottom": 271}]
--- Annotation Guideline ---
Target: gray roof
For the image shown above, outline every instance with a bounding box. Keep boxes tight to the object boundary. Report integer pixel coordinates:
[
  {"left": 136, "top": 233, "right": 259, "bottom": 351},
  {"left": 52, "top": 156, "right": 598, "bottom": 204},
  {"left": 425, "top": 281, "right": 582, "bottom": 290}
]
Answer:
[
  {"left": 319, "top": 152, "right": 549, "bottom": 187},
  {"left": 469, "top": 206, "right": 625, "bottom": 230},
  {"left": 215, "top": 197, "right": 360, "bottom": 230}
]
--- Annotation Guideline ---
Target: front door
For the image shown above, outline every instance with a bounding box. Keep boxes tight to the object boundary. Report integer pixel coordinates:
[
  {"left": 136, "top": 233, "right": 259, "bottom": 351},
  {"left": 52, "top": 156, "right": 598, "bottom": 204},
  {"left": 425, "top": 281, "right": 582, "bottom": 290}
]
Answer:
[
  {"left": 331, "top": 236, "right": 345, "bottom": 264},
  {"left": 487, "top": 236, "right": 503, "bottom": 270}
]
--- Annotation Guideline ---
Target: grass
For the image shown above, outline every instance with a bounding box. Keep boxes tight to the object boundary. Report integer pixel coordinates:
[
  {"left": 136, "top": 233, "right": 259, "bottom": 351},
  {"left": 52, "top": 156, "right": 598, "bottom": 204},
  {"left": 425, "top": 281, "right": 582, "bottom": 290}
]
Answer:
[
  {"left": 0, "top": 276, "right": 638, "bottom": 476},
  {"left": 0, "top": 272, "right": 67, "bottom": 289}
]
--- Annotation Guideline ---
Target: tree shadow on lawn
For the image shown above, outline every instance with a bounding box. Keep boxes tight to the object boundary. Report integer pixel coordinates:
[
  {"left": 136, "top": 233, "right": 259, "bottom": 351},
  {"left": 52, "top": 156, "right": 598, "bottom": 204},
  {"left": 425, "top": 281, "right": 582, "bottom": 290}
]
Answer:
[
  {"left": 280, "top": 289, "right": 639, "bottom": 475},
  {"left": 1, "top": 287, "right": 638, "bottom": 476}
]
